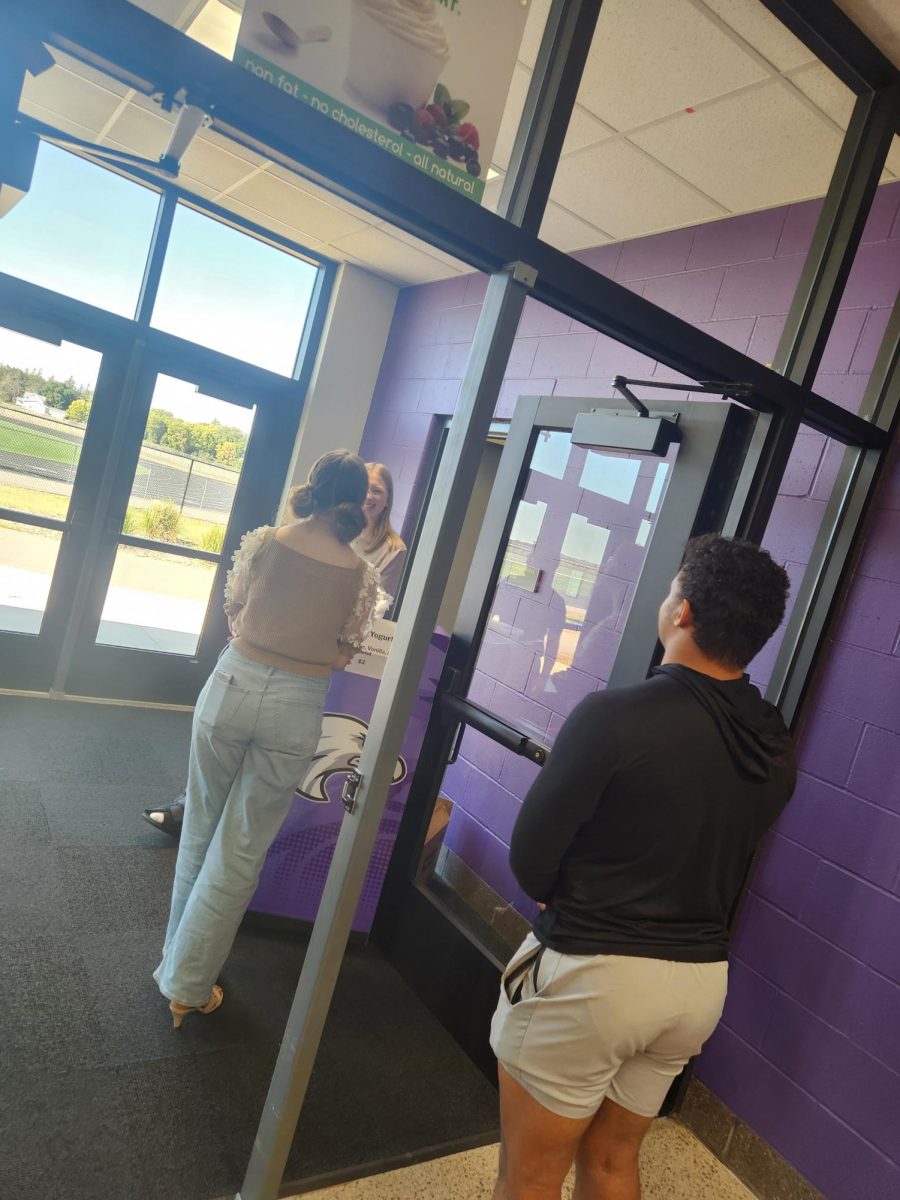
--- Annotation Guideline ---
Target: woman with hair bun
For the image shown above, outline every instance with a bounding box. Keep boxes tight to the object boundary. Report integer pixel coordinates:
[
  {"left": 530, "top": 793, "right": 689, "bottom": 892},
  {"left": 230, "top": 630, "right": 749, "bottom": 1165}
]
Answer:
[
  {"left": 153, "top": 450, "right": 378, "bottom": 1028},
  {"left": 352, "top": 462, "right": 406, "bottom": 615}
]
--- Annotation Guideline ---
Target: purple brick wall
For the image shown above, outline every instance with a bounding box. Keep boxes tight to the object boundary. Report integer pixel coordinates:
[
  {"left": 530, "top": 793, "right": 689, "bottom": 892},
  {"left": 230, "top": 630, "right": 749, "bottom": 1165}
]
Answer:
[{"left": 361, "top": 181, "right": 900, "bottom": 1198}]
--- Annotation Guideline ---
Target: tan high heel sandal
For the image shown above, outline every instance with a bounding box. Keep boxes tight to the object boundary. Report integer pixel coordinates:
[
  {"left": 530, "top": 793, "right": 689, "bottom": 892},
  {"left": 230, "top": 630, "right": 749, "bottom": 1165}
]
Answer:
[{"left": 169, "top": 984, "right": 224, "bottom": 1029}]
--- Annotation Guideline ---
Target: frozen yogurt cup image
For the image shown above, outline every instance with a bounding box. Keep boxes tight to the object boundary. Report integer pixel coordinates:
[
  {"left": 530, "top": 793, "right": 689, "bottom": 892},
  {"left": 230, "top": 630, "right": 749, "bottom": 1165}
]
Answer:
[{"left": 345, "top": 0, "right": 451, "bottom": 114}]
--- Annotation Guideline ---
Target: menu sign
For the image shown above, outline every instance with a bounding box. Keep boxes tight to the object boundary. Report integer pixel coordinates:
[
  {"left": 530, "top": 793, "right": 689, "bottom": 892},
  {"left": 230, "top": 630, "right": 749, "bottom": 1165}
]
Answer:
[{"left": 234, "top": 0, "right": 531, "bottom": 203}]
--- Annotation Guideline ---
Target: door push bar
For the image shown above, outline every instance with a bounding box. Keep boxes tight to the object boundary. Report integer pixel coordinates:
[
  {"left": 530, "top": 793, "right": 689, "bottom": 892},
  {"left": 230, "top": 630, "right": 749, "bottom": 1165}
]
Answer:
[{"left": 441, "top": 693, "right": 549, "bottom": 767}]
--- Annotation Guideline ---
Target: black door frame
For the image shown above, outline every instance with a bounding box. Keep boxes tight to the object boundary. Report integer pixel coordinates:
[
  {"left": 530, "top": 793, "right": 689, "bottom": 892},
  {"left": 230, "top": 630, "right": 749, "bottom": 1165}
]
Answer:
[{"left": 372, "top": 395, "right": 759, "bottom": 1082}]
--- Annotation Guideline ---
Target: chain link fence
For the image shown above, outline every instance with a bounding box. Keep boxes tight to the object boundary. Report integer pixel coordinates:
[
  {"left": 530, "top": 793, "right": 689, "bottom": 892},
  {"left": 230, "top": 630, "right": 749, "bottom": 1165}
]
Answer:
[{"left": 0, "top": 406, "right": 239, "bottom": 519}]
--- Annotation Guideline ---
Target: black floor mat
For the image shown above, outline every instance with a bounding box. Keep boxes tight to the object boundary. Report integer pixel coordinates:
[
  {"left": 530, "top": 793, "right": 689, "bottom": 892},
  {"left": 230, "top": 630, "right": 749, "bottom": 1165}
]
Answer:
[{"left": 0, "top": 696, "right": 498, "bottom": 1200}]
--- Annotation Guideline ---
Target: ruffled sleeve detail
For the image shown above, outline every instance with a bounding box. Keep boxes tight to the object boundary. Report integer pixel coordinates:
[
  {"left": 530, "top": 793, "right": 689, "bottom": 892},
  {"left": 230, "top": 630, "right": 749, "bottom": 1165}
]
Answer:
[
  {"left": 224, "top": 525, "right": 275, "bottom": 619},
  {"left": 338, "top": 561, "right": 380, "bottom": 654}
]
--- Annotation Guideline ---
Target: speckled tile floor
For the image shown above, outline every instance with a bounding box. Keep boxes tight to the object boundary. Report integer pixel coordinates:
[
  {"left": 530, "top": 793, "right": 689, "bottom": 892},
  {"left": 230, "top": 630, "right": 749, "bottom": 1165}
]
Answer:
[{"left": 292, "top": 1117, "right": 755, "bottom": 1199}]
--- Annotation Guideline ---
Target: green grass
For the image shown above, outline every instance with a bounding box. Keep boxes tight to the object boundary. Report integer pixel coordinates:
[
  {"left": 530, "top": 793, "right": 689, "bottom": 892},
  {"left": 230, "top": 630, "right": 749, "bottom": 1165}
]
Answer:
[{"left": 0, "top": 415, "right": 78, "bottom": 465}]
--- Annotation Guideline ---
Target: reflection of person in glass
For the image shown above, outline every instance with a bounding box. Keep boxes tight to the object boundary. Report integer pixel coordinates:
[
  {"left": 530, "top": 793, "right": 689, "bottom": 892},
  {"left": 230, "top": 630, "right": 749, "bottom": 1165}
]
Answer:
[
  {"left": 352, "top": 462, "right": 406, "bottom": 615},
  {"left": 153, "top": 451, "right": 378, "bottom": 1028},
  {"left": 490, "top": 536, "right": 796, "bottom": 1200}
]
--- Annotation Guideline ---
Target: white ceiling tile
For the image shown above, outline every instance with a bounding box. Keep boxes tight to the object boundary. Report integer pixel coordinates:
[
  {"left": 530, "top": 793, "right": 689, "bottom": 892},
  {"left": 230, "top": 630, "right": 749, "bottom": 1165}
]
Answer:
[
  {"left": 786, "top": 62, "right": 855, "bottom": 127},
  {"left": 698, "top": 0, "right": 817, "bottom": 70},
  {"left": 128, "top": 0, "right": 201, "bottom": 26},
  {"left": 179, "top": 134, "right": 262, "bottom": 193},
  {"left": 196, "top": 127, "right": 270, "bottom": 170},
  {"left": 631, "top": 82, "right": 844, "bottom": 211},
  {"left": 562, "top": 106, "right": 616, "bottom": 155},
  {"left": 330, "top": 227, "right": 461, "bottom": 285},
  {"left": 21, "top": 66, "right": 126, "bottom": 135},
  {"left": 834, "top": 0, "right": 900, "bottom": 69},
  {"left": 491, "top": 63, "right": 533, "bottom": 172},
  {"left": 886, "top": 135, "right": 900, "bottom": 179},
  {"left": 101, "top": 101, "right": 173, "bottom": 158},
  {"left": 230, "top": 171, "right": 369, "bottom": 242},
  {"left": 48, "top": 54, "right": 131, "bottom": 99},
  {"left": 14, "top": 102, "right": 102, "bottom": 146},
  {"left": 216, "top": 197, "right": 326, "bottom": 254},
  {"left": 518, "top": 0, "right": 552, "bottom": 69},
  {"left": 539, "top": 203, "right": 609, "bottom": 252},
  {"left": 550, "top": 140, "right": 723, "bottom": 240},
  {"left": 577, "top": 0, "right": 768, "bottom": 131}
]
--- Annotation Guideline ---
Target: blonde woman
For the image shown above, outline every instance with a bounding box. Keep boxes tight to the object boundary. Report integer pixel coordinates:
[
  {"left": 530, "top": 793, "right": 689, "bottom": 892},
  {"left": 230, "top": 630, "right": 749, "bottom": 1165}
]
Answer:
[
  {"left": 153, "top": 450, "right": 378, "bottom": 1027},
  {"left": 352, "top": 462, "right": 407, "bottom": 614}
]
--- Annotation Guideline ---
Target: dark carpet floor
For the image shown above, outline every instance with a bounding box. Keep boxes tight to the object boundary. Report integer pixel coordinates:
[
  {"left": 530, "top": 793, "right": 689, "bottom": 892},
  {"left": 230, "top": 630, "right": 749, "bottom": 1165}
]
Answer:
[{"left": 0, "top": 695, "right": 499, "bottom": 1200}]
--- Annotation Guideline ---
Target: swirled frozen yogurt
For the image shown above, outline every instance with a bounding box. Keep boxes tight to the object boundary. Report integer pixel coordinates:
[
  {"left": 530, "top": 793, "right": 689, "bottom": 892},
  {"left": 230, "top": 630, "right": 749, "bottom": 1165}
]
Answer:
[{"left": 346, "top": 0, "right": 451, "bottom": 113}]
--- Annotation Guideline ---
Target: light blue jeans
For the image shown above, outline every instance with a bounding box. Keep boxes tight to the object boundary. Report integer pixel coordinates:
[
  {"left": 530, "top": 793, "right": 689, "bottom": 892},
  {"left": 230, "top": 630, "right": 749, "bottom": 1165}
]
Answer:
[{"left": 154, "top": 645, "right": 328, "bottom": 1007}]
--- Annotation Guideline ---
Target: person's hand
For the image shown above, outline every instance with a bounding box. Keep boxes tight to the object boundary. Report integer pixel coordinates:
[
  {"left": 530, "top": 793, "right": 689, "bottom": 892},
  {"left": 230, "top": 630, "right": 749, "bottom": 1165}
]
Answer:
[{"left": 537, "top": 902, "right": 547, "bottom": 912}]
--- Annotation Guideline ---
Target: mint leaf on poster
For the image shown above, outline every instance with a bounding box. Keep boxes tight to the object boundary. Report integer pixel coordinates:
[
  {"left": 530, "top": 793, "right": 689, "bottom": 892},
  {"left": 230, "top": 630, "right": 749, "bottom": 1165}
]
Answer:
[
  {"left": 449, "top": 99, "right": 470, "bottom": 122},
  {"left": 434, "top": 83, "right": 451, "bottom": 108}
]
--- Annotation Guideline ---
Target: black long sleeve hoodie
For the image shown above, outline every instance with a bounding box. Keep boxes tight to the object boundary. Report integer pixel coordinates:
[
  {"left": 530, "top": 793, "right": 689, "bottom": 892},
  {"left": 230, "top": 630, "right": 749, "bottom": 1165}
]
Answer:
[{"left": 510, "top": 665, "right": 796, "bottom": 961}]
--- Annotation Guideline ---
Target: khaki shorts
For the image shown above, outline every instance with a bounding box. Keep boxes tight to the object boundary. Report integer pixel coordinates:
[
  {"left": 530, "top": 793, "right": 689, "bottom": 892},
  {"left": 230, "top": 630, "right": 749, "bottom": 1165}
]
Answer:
[{"left": 490, "top": 933, "right": 728, "bottom": 1121}]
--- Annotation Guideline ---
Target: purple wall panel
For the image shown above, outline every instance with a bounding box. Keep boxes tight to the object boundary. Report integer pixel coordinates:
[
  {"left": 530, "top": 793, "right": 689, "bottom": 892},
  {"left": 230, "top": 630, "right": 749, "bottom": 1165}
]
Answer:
[{"left": 358, "top": 180, "right": 900, "bottom": 1196}]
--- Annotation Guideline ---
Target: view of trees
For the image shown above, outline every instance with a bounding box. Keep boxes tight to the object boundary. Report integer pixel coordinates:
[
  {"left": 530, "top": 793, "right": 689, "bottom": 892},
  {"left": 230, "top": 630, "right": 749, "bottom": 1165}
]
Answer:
[
  {"left": 0, "top": 361, "right": 247, "bottom": 468},
  {"left": 0, "top": 363, "right": 92, "bottom": 410}
]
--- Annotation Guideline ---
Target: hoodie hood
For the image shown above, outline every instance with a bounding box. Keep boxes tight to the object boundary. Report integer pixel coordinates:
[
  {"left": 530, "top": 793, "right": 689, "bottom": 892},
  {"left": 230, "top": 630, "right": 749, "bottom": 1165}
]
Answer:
[{"left": 652, "top": 664, "right": 795, "bottom": 784}]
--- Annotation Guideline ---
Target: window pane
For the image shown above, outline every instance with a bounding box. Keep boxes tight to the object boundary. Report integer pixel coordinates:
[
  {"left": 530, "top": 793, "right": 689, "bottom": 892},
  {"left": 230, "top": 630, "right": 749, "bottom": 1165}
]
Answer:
[
  {"left": 122, "top": 374, "right": 255, "bottom": 552},
  {"left": 0, "top": 143, "right": 159, "bottom": 317},
  {"left": 0, "top": 326, "right": 102, "bottom": 521},
  {"left": 151, "top": 203, "right": 319, "bottom": 375},
  {"left": 0, "top": 520, "right": 62, "bottom": 635},
  {"left": 96, "top": 545, "right": 218, "bottom": 656}
]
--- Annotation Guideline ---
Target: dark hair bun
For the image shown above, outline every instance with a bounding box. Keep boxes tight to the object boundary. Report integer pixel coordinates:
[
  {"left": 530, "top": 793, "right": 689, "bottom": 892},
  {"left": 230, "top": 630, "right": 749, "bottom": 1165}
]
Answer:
[
  {"left": 289, "top": 483, "right": 315, "bottom": 518},
  {"left": 330, "top": 500, "right": 367, "bottom": 544}
]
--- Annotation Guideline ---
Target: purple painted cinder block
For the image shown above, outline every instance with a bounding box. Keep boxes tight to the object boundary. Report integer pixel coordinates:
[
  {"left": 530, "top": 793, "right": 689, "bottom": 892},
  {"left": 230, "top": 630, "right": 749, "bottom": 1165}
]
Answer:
[
  {"left": 761, "top": 994, "right": 900, "bottom": 1160},
  {"left": 814, "top": 642, "right": 900, "bottom": 734},
  {"left": 813, "top": 372, "right": 868, "bottom": 413},
  {"left": 517, "top": 297, "right": 572, "bottom": 338},
  {"left": 779, "top": 432, "right": 826, "bottom": 498},
  {"left": 436, "top": 303, "right": 483, "bottom": 344},
  {"left": 817, "top": 308, "right": 868, "bottom": 375},
  {"left": 861, "top": 180, "right": 900, "bottom": 242},
  {"left": 687, "top": 208, "right": 785, "bottom": 270},
  {"left": 418, "top": 377, "right": 461, "bottom": 414},
  {"left": 587, "top": 332, "right": 657, "bottom": 379},
  {"left": 694, "top": 317, "right": 756, "bottom": 354},
  {"left": 615, "top": 227, "right": 694, "bottom": 281},
  {"left": 462, "top": 768, "right": 522, "bottom": 844},
  {"left": 851, "top": 307, "right": 892, "bottom": 377},
  {"left": 761, "top": 494, "right": 826, "bottom": 564},
  {"left": 574, "top": 242, "right": 622, "bottom": 278},
  {"left": 848, "top": 725, "right": 900, "bottom": 815},
  {"left": 834, "top": 574, "right": 900, "bottom": 654},
  {"left": 490, "top": 681, "right": 553, "bottom": 737},
  {"left": 642, "top": 267, "right": 725, "bottom": 324},
  {"left": 698, "top": 1024, "right": 900, "bottom": 1200},
  {"left": 443, "top": 807, "right": 519, "bottom": 903},
  {"left": 801, "top": 862, "right": 900, "bottom": 982},
  {"left": 717, "top": 959, "right": 777, "bottom": 1049},
  {"left": 776, "top": 198, "right": 822, "bottom": 258},
  {"left": 507, "top": 337, "right": 539, "bottom": 377},
  {"left": 477, "top": 631, "right": 536, "bottom": 693},
  {"left": 747, "top": 313, "right": 787, "bottom": 366},
  {"left": 775, "top": 772, "right": 900, "bottom": 889},
  {"left": 532, "top": 332, "right": 596, "bottom": 378},
  {"left": 843, "top": 239, "right": 900, "bottom": 308},
  {"left": 857, "top": 506, "right": 900, "bottom": 584},
  {"left": 713, "top": 254, "right": 805, "bottom": 319},
  {"left": 795, "top": 705, "right": 864, "bottom": 787},
  {"left": 751, "top": 833, "right": 821, "bottom": 918},
  {"left": 459, "top": 726, "right": 507, "bottom": 781},
  {"left": 498, "top": 750, "right": 542, "bottom": 801}
]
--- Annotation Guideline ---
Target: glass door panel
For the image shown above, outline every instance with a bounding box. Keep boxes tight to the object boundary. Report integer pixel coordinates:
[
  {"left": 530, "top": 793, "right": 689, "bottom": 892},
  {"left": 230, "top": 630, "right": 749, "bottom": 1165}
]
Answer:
[
  {"left": 0, "top": 325, "right": 102, "bottom": 637},
  {"left": 95, "top": 373, "right": 256, "bottom": 655},
  {"left": 483, "top": 438, "right": 674, "bottom": 739}
]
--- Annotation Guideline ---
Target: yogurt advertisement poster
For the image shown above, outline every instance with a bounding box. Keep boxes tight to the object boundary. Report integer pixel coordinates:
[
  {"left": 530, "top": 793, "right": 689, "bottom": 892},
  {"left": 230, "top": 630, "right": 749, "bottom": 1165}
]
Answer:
[{"left": 234, "top": 0, "right": 531, "bottom": 202}]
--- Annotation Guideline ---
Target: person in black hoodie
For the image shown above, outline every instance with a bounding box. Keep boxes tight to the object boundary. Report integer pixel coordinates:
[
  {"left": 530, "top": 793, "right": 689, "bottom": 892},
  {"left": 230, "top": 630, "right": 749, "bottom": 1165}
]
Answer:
[{"left": 490, "top": 534, "right": 795, "bottom": 1200}]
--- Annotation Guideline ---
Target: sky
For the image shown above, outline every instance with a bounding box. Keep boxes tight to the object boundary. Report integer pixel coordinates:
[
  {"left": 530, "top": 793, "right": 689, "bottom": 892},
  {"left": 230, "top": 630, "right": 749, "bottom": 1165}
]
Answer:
[{"left": 0, "top": 142, "right": 318, "bottom": 432}]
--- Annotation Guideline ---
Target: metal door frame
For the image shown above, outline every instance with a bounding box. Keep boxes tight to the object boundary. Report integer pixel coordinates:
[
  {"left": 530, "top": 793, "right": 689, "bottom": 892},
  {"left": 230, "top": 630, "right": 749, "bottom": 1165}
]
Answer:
[{"left": 371, "top": 394, "right": 759, "bottom": 1078}]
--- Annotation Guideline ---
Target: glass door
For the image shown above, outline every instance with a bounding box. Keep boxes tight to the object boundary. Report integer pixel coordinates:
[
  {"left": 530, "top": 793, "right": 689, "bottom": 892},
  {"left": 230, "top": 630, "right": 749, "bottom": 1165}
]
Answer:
[
  {"left": 372, "top": 394, "right": 759, "bottom": 1077},
  {"left": 62, "top": 347, "right": 302, "bottom": 705},
  {"left": 0, "top": 315, "right": 126, "bottom": 692}
]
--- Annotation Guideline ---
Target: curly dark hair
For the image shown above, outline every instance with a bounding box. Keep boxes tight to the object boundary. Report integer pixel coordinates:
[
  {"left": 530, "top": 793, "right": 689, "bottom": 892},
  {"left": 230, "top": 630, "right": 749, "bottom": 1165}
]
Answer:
[{"left": 676, "top": 534, "right": 790, "bottom": 670}]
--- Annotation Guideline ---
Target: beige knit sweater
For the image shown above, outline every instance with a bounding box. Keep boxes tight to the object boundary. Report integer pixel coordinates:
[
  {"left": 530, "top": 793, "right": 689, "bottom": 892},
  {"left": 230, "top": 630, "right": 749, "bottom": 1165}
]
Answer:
[{"left": 224, "top": 526, "right": 378, "bottom": 677}]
